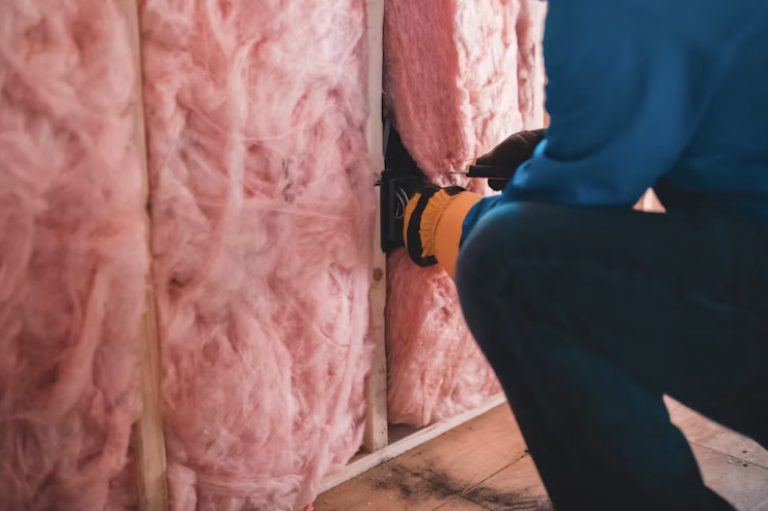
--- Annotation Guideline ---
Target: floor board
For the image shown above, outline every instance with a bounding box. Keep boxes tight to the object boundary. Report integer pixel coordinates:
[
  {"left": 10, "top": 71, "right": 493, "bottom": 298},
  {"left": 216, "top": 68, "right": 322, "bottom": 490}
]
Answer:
[
  {"left": 692, "top": 445, "right": 768, "bottom": 511},
  {"left": 316, "top": 402, "right": 768, "bottom": 511},
  {"left": 667, "top": 397, "right": 768, "bottom": 469},
  {"left": 461, "top": 454, "right": 551, "bottom": 511},
  {"left": 395, "top": 405, "right": 528, "bottom": 489}
]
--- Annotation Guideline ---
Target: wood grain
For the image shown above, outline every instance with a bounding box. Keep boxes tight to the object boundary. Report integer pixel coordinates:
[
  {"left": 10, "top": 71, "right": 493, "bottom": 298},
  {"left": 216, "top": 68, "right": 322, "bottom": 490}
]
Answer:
[
  {"left": 362, "top": 0, "right": 389, "bottom": 454},
  {"left": 395, "top": 404, "right": 526, "bottom": 489},
  {"left": 316, "top": 462, "right": 463, "bottom": 511},
  {"left": 667, "top": 397, "right": 768, "bottom": 469},
  {"left": 320, "top": 401, "right": 768, "bottom": 511},
  {"left": 462, "top": 455, "right": 551, "bottom": 511},
  {"left": 118, "top": 1, "right": 169, "bottom": 510},
  {"left": 321, "top": 395, "right": 505, "bottom": 492},
  {"left": 693, "top": 445, "right": 768, "bottom": 511},
  {"left": 319, "top": 403, "right": 529, "bottom": 510}
]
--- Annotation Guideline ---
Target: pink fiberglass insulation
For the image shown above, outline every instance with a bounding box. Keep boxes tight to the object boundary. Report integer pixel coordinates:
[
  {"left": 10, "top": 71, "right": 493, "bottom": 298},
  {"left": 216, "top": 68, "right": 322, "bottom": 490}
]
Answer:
[
  {"left": 140, "top": 1, "right": 375, "bottom": 509},
  {"left": 385, "top": 0, "right": 546, "bottom": 426},
  {"left": 0, "top": 1, "right": 147, "bottom": 510}
]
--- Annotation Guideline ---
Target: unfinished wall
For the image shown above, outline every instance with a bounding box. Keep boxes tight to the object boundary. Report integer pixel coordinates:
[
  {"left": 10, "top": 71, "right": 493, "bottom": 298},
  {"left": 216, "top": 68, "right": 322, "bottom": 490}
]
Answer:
[
  {"left": 140, "top": 1, "right": 376, "bottom": 509},
  {"left": 1, "top": 0, "right": 544, "bottom": 507},
  {"left": 0, "top": 1, "right": 146, "bottom": 509},
  {"left": 1, "top": 1, "right": 377, "bottom": 509},
  {"left": 385, "top": 0, "right": 546, "bottom": 426}
]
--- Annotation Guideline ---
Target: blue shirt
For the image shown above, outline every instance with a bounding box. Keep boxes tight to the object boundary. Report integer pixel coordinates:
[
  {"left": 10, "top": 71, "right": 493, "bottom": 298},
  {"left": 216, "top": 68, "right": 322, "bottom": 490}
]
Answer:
[{"left": 464, "top": 0, "right": 768, "bottom": 238}]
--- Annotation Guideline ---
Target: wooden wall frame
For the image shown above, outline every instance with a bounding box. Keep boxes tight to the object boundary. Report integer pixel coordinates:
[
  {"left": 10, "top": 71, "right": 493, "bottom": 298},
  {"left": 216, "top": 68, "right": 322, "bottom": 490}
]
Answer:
[
  {"left": 363, "top": 0, "right": 390, "bottom": 455},
  {"left": 323, "top": 0, "right": 507, "bottom": 494},
  {"left": 121, "top": 0, "right": 504, "bottom": 508}
]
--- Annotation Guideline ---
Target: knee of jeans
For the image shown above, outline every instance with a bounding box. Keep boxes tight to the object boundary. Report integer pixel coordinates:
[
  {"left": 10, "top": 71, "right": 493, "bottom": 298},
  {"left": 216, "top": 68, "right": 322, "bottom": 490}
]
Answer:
[
  {"left": 456, "top": 200, "right": 573, "bottom": 282},
  {"left": 456, "top": 226, "right": 496, "bottom": 307},
  {"left": 457, "top": 202, "right": 535, "bottom": 294},
  {"left": 457, "top": 202, "right": 563, "bottom": 342},
  {"left": 456, "top": 204, "right": 537, "bottom": 337}
]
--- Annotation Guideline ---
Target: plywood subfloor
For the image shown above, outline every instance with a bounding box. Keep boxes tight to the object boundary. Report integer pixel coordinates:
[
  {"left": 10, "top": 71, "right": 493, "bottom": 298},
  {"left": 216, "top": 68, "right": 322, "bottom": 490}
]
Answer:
[{"left": 316, "top": 400, "right": 768, "bottom": 511}]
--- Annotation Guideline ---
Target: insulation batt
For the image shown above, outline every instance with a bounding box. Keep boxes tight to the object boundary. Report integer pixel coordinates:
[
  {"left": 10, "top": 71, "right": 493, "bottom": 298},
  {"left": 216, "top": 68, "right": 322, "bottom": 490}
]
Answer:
[
  {"left": 140, "top": 1, "right": 375, "bottom": 509},
  {"left": 385, "top": 0, "right": 546, "bottom": 426},
  {"left": 0, "top": 1, "right": 147, "bottom": 509}
]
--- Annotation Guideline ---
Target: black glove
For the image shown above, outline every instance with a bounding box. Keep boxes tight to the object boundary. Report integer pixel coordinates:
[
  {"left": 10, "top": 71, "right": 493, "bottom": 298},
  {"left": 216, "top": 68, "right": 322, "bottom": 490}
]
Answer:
[{"left": 468, "top": 128, "right": 546, "bottom": 190}]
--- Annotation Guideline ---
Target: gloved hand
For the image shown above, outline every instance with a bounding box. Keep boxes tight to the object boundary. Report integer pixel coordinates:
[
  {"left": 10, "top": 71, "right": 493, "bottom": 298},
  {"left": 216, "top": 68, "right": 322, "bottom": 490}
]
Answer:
[
  {"left": 403, "top": 186, "right": 466, "bottom": 267},
  {"left": 402, "top": 186, "right": 481, "bottom": 279},
  {"left": 401, "top": 129, "right": 545, "bottom": 277},
  {"left": 470, "top": 128, "right": 546, "bottom": 190}
]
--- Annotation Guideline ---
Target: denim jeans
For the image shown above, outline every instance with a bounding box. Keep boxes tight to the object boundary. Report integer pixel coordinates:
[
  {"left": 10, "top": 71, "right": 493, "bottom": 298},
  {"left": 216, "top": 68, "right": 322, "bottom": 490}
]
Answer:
[{"left": 456, "top": 202, "right": 768, "bottom": 511}]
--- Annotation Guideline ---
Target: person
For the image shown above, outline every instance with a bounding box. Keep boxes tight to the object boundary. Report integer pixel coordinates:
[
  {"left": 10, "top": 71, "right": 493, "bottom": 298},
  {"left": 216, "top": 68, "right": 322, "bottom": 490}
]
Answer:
[{"left": 402, "top": 1, "right": 768, "bottom": 509}]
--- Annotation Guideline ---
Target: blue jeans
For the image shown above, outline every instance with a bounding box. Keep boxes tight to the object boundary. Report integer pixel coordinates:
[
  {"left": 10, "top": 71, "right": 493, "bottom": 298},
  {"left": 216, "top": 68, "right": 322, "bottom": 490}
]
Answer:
[{"left": 456, "top": 202, "right": 768, "bottom": 511}]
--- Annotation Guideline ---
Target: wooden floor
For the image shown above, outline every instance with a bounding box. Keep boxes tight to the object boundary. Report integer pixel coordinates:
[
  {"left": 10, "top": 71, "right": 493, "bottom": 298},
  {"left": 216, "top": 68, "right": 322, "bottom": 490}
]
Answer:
[{"left": 316, "top": 399, "right": 768, "bottom": 511}]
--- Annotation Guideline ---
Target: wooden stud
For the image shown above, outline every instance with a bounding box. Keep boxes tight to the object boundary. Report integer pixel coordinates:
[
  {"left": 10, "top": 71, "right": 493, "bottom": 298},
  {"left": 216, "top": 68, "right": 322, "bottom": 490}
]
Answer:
[
  {"left": 118, "top": 1, "right": 169, "bottom": 510},
  {"left": 363, "top": 0, "right": 389, "bottom": 454},
  {"left": 133, "top": 298, "right": 169, "bottom": 511}
]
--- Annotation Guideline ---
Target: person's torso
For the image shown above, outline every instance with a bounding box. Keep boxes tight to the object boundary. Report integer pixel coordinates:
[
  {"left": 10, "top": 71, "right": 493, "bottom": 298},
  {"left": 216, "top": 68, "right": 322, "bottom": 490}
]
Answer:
[{"left": 654, "top": 2, "right": 768, "bottom": 227}]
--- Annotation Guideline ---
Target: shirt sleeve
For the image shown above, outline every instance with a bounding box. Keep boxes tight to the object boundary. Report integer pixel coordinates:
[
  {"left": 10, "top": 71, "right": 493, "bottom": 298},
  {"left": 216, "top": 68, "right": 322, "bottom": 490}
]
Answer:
[{"left": 463, "top": 0, "right": 717, "bottom": 239}]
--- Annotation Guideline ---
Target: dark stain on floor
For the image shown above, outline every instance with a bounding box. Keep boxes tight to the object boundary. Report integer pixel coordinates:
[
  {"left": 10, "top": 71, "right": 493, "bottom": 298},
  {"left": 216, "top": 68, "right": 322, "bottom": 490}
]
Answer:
[
  {"left": 371, "top": 461, "right": 552, "bottom": 510},
  {"left": 466, "top": 484, "right": 553, "bottom": 511}
]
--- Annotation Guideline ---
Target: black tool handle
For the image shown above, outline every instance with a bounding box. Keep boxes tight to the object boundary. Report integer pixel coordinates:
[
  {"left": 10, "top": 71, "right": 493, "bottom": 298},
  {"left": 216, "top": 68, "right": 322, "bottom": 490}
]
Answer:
[
  {"left": 465, "top": 164, "right": 517, "bottom": 179},
  {"left": 469, "top": 128, "right": 547, "bottom": 191}
]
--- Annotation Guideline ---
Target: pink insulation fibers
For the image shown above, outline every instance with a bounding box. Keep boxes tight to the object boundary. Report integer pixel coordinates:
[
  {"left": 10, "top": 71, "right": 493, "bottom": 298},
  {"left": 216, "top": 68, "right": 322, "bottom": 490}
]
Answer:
[
  {"left": 140, "top": 1, "right": 375, "bottom": 509},
  {"left": 386, "top": 251, "right": 501, "bottom": 425},
  {"left": 385, "top": 0, "right": 547, "bottom": 426},
  {"left": 0, "top": 1, "right": 147, "bottom": 509}
]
